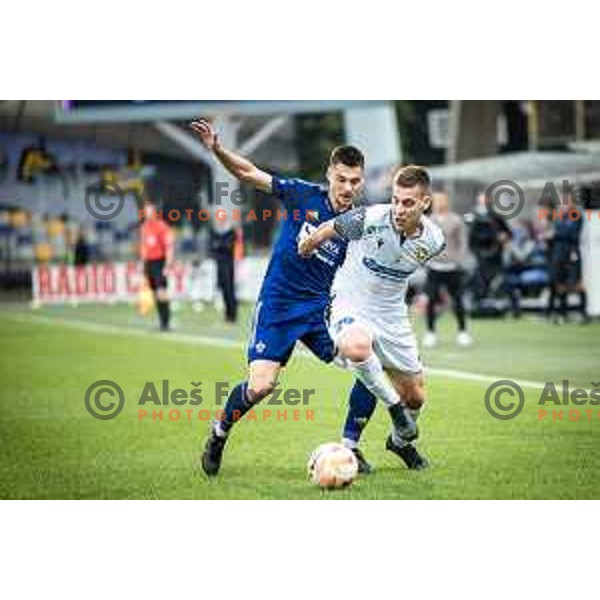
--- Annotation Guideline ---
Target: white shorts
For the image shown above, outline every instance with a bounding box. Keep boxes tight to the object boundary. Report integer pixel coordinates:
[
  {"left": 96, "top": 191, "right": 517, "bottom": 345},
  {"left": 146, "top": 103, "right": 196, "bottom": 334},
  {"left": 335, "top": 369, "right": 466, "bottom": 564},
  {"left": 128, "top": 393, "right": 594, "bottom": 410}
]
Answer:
[{"left": 328, "top": 301, "right": 422, "bottom": 374}]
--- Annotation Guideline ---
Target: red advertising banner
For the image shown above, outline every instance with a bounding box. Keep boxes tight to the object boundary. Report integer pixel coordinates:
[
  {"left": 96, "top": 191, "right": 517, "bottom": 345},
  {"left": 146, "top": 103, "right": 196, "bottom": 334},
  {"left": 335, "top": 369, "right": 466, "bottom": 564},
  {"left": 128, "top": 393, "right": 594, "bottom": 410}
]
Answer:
[
  {"left": 31, "top": 258, "right": 269, "bottom": 305},
  {"left": 32, "top": 262, "right": 207, "bottom": 304}
]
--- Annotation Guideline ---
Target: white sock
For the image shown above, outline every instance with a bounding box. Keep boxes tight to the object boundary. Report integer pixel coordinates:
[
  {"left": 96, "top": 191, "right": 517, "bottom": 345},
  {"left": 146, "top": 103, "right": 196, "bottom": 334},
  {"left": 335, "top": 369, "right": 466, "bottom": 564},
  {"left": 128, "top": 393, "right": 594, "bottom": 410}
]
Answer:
[
  {"left": 342, "top": 437, "right": 358, "bottom": 450},
  {"left": 349, "top": 353, "right": 400, "bottom": 408},
  {"left": 213, "top": 421, "right": 228, "bottom": 438}
]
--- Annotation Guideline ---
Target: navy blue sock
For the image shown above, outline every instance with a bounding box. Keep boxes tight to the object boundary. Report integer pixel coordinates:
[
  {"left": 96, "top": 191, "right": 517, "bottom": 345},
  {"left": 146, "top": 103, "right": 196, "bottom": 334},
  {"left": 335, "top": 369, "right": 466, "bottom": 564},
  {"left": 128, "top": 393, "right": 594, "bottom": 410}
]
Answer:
[
  {"left": 342, "top": 380, "right": 377, "bottom": 445},
  {"left": 219, "top": 381, "right": 253, "bottom": 435}
]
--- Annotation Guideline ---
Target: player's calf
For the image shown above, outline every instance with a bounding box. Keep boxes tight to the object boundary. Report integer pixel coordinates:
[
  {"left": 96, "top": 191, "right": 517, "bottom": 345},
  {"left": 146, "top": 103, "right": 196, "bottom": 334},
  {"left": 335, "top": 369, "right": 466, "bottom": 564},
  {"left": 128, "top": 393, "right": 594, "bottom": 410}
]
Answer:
[
  {"left": 388, "top": 369, "right": 426, "bottom": 416},
  {"left": 246, "top": 374, "right": 277, "bottom": 403},
  {"left": 351, "top": 360, "right": 417, "bottom": 440},
  {"left": 155, "top": 287, "right": 171, "bottom": 331},
  {"left": 384, "top": 370, "right": 428, "bottom": 467},
  {"left": 201, "top": 379, "right": 262, "bottom": 477},
  {"left": 341, "top": 380, "right": 377, "bottom": 475},
  {"left": 200, "top": 361, "right": 282, "bottom": 476},
  {"left": 403, "top": 387, "right": 425, "bottom": 415},
  {"left": 335, "top": 324, "right": 417, "bottom": 441}
]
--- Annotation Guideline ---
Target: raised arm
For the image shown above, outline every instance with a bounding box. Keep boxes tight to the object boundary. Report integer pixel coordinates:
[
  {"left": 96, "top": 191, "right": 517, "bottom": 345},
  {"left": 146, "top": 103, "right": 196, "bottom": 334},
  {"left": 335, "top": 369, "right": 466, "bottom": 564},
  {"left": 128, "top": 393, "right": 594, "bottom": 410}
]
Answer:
[{"left": 189, "top": 119, "right": 273, "bottom": 193}]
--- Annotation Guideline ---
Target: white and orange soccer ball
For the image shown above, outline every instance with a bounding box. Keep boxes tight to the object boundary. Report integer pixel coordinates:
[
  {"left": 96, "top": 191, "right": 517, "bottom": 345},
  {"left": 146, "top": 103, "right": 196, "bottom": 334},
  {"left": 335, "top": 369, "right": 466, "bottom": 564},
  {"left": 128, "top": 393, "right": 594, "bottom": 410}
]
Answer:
[{"left": 307, "top": 442, "right": 358, "bottom": 489}]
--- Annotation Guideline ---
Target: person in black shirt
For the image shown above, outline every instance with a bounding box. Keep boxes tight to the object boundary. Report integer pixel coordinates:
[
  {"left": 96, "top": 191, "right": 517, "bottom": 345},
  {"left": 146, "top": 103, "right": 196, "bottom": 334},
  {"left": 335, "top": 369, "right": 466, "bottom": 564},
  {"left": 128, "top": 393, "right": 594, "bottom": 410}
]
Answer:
[
  {"left": 73, "top": 230, "right": 90, "bottom": 266},
  {"left": 209, "top": 226, "right": 238, "bottom": 323},
  {"left": 547, "top": 194, "right": 588, "bottom": 323},
  {"left": 468, "top": 193, "right": 511, "bottom": 302}
]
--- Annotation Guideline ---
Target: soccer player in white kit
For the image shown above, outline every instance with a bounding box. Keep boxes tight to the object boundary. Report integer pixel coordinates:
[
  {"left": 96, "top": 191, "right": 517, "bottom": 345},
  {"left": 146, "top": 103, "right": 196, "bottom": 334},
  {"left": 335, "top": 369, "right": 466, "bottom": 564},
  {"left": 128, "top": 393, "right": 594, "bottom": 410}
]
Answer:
[{"left": 299, "top": 166, "right": 445, "bottom": 470}]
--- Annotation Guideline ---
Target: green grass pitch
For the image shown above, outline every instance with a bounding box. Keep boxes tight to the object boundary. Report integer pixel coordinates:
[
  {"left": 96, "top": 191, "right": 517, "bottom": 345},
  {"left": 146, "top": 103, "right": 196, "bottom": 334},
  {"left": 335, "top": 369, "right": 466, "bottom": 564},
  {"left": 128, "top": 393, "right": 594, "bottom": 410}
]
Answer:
[{"left": 1, "top": 302, "right": 599, "bottom": 499}]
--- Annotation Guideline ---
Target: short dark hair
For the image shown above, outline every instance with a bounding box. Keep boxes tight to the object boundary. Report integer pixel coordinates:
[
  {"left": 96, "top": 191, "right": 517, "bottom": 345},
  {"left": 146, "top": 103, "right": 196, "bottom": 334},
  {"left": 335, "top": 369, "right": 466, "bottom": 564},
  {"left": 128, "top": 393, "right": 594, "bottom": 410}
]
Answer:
[
  {"left": 329, "top": 145, "right": 365, "bottom": 169},
  {"left": 393, "top": 165, "right": 432, "bottom": 193},
  {"left": 394, "top": 165, "right": 432, "bottom": 214}
]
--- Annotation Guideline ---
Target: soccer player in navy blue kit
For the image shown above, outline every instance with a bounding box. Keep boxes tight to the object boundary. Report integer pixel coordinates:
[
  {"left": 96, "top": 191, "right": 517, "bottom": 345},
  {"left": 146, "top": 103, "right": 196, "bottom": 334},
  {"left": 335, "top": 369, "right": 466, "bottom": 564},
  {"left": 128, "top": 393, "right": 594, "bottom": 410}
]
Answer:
[{"left": 189, "top": 118, "right": 411, "bottom": 476}]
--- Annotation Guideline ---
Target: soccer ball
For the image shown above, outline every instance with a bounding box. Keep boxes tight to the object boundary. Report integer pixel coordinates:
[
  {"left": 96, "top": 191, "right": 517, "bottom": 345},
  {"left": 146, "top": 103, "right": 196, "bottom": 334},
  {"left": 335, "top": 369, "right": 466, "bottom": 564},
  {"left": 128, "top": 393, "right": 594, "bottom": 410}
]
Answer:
[{"left": 307, "top": 442, "right": 358, "bottom": 489}]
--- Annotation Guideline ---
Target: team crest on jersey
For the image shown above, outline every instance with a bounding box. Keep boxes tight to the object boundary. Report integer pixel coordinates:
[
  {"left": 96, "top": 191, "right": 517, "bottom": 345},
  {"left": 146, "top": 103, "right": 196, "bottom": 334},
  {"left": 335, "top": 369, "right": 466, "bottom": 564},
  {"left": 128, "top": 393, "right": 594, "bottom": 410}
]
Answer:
[
  {"left": 413, "top": 246, "right": 430, "bottom": 261},
  {"left": 377, "top": 237, "right": 385, "bottom": 249}
]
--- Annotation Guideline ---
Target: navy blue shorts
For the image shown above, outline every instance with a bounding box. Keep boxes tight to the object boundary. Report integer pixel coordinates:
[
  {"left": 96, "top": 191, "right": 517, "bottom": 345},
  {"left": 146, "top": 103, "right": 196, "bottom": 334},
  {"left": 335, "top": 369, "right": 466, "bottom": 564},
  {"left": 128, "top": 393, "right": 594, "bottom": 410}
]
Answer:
[{"left": 247, "top": 301, "right": 334, "bottom": 366}]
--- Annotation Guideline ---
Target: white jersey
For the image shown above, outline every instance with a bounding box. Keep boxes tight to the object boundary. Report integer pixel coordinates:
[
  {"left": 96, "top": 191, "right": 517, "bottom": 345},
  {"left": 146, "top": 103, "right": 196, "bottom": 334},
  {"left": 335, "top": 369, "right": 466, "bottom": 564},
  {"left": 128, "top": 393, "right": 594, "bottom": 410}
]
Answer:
[
  {"left": 327, "top": 204, "right": 445, "bottom": 373},
  {"left": 331, "top": 204, "right": 446, "bottom": 329}
]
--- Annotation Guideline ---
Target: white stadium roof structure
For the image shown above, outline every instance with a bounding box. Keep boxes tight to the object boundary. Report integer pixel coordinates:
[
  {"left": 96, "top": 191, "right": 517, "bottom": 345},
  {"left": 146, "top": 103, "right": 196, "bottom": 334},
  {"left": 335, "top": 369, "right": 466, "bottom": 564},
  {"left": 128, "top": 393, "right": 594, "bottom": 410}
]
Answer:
[
  {"left": 431, "top": 150, "right": 600, "bottom": 191},
  {"left": 0, "top": 100, "right": 372, "bottom": 170}
]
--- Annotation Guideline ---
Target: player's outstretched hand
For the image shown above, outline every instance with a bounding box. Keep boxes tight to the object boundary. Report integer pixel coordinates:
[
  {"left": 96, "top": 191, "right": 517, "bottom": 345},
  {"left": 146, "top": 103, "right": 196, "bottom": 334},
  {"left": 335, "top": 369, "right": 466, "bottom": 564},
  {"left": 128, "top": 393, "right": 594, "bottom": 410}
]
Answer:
[
  {"left": 299, "top": 221, "right": 335, "bottom": 258},
  {"left": 189, "top": 118, "right": 218, "bottom": 150},
  {"left": 298, "top": 236, "right": 316, "bottom": 258}
]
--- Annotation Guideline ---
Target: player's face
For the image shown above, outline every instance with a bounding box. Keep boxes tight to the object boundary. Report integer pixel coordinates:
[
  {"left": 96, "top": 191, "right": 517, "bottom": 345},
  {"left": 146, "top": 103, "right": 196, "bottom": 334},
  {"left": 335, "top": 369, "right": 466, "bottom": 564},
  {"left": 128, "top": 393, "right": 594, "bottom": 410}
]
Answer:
[
  {"left": 327, "top": 163, "right": 364, "bottom": 211},
  {"left": 392, "top": 184, "right": 431, "bottom": 232}
]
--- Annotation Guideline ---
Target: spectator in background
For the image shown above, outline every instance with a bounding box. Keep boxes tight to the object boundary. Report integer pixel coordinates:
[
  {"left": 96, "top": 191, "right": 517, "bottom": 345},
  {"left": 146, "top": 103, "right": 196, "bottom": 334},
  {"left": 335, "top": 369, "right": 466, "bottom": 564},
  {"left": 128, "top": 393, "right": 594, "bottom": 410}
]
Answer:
[
  {"left": 73, "top": 229, "right": 90, "bottom": 266},
  {"left": 140, "top": 198, "right": 174, "bottom": 332},
  {"left": 468, "top": 192, "right": 511, "bottom": 302},
  {"left": 538, "top": 199, "right": 558, "bottom": 317},
  {"left": 423, "top": 192, "right": 472, "bottom": 348},
  {"left": 502, "top": 220, "right": 543, "bottom": 318},
  {"left": 210, "top": 225, "right": 238, "bottom": 323},
  {"left": 546, "top": 193, "right": 589, "bottom": 324}
]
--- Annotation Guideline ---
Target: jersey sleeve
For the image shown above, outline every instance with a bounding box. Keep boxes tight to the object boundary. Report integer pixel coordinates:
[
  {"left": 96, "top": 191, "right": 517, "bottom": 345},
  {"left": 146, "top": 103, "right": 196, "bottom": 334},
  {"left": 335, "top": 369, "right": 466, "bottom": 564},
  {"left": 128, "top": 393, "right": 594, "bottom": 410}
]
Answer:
[
  {"left": 431, "top": 239, "right": 447, "bottom": 261},
  {"left": 333, "top": 206, "right": 367, "bottom": 241},
  {"left": 415, "top": 218, "right": 447, "bottom": 265},
  {"left": 425, "top": 229, "right": 447, "bottom": 263},
  {"left": 271, "top": 176, "right": 319, "bottom": 209}
]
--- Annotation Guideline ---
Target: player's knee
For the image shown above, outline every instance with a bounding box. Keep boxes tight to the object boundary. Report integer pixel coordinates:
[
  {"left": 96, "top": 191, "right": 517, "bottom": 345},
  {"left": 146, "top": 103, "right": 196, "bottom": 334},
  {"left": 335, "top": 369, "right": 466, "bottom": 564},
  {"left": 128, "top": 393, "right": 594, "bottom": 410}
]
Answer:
[
  {"left": 337, "top": 329, "right": 372, "bottom": 363},
  {"left": 247, "top": 376, "right": 276, "bottom": 403},
  {"left": 340, "top": 339, "right": 372, "bottom": 363}
]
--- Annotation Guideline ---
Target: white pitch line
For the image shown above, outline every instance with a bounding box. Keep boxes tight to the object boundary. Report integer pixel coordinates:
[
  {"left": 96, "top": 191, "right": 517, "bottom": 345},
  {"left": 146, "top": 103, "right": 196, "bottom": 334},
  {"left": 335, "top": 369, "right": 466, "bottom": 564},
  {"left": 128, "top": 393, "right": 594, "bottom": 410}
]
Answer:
[
  {"left": 7, "top": 312, "right": 243, "bottom": 351},
  {"left": 428, "top": 368, "right": 552, "bottom": 392},
  {"left": 2, "top": 312, "right": 570, "bottom": 393}
]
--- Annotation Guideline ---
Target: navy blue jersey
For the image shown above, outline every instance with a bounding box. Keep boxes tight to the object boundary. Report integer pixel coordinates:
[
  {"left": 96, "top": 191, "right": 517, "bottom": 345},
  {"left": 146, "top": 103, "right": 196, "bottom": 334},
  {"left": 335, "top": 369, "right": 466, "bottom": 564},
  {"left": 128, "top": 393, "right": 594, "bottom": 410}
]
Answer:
[{"left": 257, "top": 176, "right": 348, "bottom": 321}]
